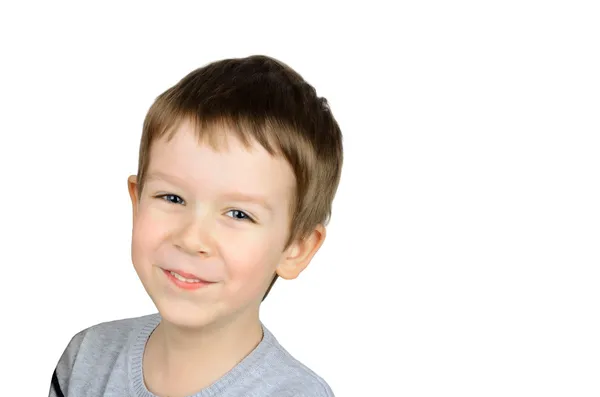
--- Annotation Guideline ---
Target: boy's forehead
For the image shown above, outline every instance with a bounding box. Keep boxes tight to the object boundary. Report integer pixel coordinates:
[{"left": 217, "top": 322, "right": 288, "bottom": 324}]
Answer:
[
  {"left": 151, "top": 125, "right": 271, "bottom": 167},
  {"left": 147, "top": 124, "right": 295, "bottom": 196}
]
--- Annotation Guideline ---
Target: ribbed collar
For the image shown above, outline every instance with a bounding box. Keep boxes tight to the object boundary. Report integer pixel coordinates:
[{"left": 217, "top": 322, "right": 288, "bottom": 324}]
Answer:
[{"left": 128, "top": 313, "right": 275, "bottom": 397}]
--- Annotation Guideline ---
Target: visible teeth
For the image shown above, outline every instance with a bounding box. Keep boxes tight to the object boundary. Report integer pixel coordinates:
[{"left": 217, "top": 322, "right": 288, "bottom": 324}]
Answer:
[{"left": 169, "top": 271, "right": 201, "bottom": 283}]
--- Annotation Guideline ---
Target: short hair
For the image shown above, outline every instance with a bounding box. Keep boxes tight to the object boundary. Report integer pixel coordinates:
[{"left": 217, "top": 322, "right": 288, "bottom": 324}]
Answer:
[{"left": 135, "top": 55, "right": 343, "bottom": 299}]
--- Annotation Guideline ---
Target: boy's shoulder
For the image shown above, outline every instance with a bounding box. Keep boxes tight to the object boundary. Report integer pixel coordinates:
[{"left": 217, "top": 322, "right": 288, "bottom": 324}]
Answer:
[
  {"left": 256, "top": 327, "right": 335, "bottom": 396},
  {"left": 51, "top": 314, "right": 160, "bottom": 397},
  {"left": 83, "top": 312, "right": 158, "bottom": 336},
  {"left": 57, "top": 313, "right": 159, "bottom": 366},
  {"left": 68, "top": 313, "right": 158, "bottom": 350}
]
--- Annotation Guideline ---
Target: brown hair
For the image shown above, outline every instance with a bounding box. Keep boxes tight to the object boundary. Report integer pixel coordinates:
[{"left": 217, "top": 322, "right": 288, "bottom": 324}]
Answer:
[{"left": 135, "top": 55, "right": 343, "bottom": 299}]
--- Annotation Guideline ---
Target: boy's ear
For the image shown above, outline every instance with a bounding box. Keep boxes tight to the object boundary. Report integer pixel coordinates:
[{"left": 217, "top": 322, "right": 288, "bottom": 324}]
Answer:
[
  {"left": 128, "top": 175, "right": 139, "bottom": 216},
  {"left": 276, "top": 224, "right": 326, "bottom": 280}
]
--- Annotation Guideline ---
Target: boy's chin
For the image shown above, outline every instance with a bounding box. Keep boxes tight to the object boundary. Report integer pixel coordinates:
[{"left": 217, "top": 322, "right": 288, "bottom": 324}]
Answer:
[
  {"left": 153, "top": 298, "right": 220, "bottom": 331},
  {"left": 151, "top": 295, "right": 260, "bottom": 334}
]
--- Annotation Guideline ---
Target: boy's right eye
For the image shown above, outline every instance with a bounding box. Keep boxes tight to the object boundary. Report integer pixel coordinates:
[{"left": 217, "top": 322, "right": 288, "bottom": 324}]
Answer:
[{"left": 156, "top": 194, "right": 185, "bottom": 205}]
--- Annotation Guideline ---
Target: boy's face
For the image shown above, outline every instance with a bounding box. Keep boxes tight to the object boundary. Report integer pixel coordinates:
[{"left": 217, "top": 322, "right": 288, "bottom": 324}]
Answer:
[{"left": 128, "top": 120, "right": 324, "bottom": 330}]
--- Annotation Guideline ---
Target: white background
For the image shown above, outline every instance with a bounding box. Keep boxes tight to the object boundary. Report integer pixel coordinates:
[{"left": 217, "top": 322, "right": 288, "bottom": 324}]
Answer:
[{"left": 1, "top": 1, "right": 599, "bottom": 396}]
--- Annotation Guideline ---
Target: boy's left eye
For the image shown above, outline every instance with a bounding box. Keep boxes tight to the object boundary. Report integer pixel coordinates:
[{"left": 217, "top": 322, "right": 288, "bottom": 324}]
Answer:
[
  {"left": 156, "top": 194, "right": 185, "bottom": 205},
  {"left": 226, "top": 209, "right": 254, "bottom": 222}
]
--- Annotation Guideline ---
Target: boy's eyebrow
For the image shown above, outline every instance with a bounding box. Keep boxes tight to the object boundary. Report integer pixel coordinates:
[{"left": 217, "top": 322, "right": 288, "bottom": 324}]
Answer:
[
  {"left": 219, "top": 192, "right": 274, "bottom": 213},
  {"left": 146, "top": 171, "right": 189, "bottom": 187},
  {"left": 145, "top": 172, "right": 273, "bottom": 212}
]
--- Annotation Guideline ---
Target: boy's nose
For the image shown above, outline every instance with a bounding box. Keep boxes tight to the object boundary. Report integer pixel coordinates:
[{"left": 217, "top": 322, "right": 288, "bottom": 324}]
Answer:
[{"left": 173, "top": 217, "right": 215, "bottom": 257}]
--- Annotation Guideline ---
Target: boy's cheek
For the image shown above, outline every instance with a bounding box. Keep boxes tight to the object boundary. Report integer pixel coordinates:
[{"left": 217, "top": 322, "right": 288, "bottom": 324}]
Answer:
[
  {"left": 131, "top": 214, "right": 167, "bottom": 264},
  {"left": 223, "top": 241, "right": 279, "bottom": 288},
  {"left": 134, "top": 209, "right": 172, "bottom": 239}
]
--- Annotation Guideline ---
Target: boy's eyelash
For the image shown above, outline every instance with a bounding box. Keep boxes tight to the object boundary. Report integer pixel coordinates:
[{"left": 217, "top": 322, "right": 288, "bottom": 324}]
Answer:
[
  {"left": 153, "top": 194, "right": 256, "bottom": 223},
  {"left": 227, "top": 209, "right": 256, "bottom": 223},
  {"left": 155, "top": 194, "right": 185, "bottom": 205}
]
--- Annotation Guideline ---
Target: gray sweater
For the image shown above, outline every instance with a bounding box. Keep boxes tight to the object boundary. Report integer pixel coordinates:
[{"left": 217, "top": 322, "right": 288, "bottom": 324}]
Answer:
[{"left": 49, "top": 313, "right": 334, "bottom": 396}]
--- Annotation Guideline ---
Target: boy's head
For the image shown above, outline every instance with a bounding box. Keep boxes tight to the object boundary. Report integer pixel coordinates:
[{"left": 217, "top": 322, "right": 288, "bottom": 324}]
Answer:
[{"left": 127, "top": 55, "right": 343, "bottom": 330}]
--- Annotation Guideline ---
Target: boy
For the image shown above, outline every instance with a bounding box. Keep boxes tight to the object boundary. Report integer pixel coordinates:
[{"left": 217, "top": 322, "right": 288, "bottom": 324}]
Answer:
[{"left": 49, "top": 55, "right": 343, "bottom": 397}]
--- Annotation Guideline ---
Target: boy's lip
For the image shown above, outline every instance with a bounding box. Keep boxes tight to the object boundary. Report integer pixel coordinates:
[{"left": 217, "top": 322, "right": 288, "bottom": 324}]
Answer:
[{"left": 162, "top": 268, "right": 212, "bottom": 282}]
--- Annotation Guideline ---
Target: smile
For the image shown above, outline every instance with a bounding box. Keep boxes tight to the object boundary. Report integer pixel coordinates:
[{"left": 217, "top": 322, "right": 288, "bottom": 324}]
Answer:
[
  {"left": 169, "top": 270, "right": 202, "bottom": 283},
  {"left": 162, "top": 269, "right": 213, "bottom": 290}
]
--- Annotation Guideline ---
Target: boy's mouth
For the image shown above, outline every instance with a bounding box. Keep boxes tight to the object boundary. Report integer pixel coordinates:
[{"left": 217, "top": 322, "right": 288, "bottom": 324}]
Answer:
[
  {"left": 161, "top": 268, "right": 214, "bottom": 290},
  {"left": 167, "top": 270, "right": 202, "bottom": 282}
]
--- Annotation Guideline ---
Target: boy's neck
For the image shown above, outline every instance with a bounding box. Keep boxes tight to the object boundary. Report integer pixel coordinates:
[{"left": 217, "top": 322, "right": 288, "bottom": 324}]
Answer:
[{"left": 143, "top": 310, "right": 264, "bottom": 396}]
